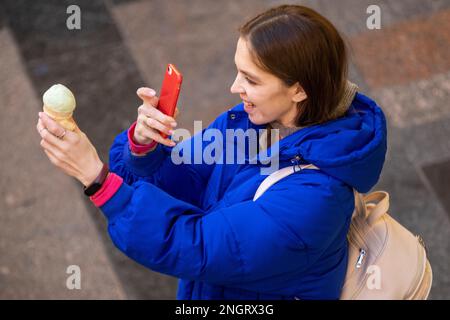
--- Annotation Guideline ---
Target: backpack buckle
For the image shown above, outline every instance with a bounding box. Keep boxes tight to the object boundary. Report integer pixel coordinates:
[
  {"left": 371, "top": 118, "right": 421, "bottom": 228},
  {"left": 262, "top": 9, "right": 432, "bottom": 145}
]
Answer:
[
  {"left": 356, "top": 248, "right": 366, "bottom": 268},
  {"left": 291, "top": 155, "right": 303, "bottom": 172}
]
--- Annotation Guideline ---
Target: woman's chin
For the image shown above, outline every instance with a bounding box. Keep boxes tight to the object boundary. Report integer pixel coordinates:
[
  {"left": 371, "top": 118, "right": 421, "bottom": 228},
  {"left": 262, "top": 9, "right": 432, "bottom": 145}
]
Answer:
[{"left": 247, "top": 114, "right": 266, "bottom": 125}]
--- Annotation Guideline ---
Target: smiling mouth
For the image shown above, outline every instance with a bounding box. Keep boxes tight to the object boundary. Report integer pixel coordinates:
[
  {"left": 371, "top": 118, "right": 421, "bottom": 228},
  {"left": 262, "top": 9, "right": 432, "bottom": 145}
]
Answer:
[
  {"left": 243, "top": 100, "right": 256, "bottom": 113},
  {"left": 243, "top": 100, "right": 255, "bottom": 107}
]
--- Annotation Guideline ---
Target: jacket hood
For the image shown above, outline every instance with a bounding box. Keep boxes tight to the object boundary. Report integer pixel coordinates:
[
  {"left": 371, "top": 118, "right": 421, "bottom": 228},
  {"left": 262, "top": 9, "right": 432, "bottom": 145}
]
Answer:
[{"left": 243, "top": 92, "right": 387, "bottom": 193}]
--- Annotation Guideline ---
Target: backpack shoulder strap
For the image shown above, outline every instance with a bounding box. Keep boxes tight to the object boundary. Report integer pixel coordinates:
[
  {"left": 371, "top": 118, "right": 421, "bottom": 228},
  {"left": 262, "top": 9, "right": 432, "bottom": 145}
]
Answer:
[
  {"left": 253, "top": 164, "right": 319, "bottom": 201},
  {"left": 254, "top": 166, "right": 391, "bottom": 229}
]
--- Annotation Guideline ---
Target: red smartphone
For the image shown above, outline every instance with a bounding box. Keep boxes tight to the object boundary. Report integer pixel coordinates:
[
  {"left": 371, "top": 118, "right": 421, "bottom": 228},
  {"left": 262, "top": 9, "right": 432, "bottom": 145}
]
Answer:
[{"left": 157, "top": 64, "right": 182, "bottom": 129}]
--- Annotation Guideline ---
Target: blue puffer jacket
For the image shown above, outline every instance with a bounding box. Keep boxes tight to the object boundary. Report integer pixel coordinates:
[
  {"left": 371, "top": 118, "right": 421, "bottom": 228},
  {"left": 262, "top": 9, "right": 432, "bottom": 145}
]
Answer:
[{"left": 100, "top": 92, "right": 387, "bottom": 300}]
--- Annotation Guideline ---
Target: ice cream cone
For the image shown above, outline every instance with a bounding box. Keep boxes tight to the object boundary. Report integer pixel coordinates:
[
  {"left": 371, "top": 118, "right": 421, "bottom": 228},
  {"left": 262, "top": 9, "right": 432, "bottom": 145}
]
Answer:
[
  {"left": 43, "top": 105, "right": 77, "bottom": 131},
  {"left": 42, "top": 84, "right": 77, "bottom": 131}
]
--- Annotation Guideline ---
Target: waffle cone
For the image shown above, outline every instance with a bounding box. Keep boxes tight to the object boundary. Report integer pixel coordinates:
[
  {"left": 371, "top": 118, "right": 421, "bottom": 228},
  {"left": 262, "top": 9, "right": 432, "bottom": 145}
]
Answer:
[{"left": 43, "top": 105, "right": 77, "bottom": 131}]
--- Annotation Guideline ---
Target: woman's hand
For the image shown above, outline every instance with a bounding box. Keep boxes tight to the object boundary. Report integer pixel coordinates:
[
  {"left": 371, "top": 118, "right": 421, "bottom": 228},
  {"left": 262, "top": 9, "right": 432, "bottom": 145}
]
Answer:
[
  {"left": 36, "top": 112, "right": 104, "bottom": 187},
  {"left": 134, "top": 87, "right": 178, "bottom": 147}
]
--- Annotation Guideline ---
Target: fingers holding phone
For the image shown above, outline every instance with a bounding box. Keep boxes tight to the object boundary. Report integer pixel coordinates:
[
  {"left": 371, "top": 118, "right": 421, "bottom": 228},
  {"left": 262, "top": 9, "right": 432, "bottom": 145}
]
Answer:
[
  {"left": 133, "top": 64, "right": 183, "bottom": 148},
  {"left": 134, "top": 87, "right": 177, "bottom": 147}
]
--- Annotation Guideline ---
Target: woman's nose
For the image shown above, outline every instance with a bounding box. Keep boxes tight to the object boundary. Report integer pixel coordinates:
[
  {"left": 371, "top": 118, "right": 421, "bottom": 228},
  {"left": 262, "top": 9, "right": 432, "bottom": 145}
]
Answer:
[{"left": 230, "top": 76, "right": 244, "bottom": 94}]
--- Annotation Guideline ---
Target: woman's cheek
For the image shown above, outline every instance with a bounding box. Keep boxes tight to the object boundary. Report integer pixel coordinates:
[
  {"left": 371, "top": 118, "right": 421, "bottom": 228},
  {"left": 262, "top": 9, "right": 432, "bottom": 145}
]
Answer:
[{"left": 251, "top": 87, "right": 270, "bottom": 105}]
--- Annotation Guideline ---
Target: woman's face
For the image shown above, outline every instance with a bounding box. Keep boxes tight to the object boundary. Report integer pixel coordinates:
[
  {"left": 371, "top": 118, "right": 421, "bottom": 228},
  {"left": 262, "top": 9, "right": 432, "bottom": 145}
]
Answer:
[{"left": 230, "top": 37, "right": 307, "bottom": 126}]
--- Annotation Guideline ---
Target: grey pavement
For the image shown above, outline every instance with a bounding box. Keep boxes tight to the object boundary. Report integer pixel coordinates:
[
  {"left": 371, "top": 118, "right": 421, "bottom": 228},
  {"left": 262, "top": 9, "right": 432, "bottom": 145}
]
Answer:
[{"left": 0, "top": 28, "right": 125, "bottom": 299}]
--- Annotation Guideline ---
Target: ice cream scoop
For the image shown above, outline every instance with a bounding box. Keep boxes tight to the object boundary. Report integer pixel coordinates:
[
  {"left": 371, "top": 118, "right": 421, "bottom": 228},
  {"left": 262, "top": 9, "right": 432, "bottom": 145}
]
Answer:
[{"left": 42, "top": 84, "right": 77, "bottom": 131}]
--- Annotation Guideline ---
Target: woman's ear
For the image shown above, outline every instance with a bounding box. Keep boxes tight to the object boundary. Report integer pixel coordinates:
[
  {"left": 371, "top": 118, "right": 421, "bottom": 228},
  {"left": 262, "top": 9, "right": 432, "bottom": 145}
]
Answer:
[{"left": 291, "top": 83, "right": 307, "bottom": 103}]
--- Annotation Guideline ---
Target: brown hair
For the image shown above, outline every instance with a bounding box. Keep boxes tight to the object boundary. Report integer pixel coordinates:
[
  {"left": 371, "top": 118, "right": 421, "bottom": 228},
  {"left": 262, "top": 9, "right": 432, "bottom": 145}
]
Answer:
[{"left": 239, "top": 5, "right": 349, "bottom": 126}]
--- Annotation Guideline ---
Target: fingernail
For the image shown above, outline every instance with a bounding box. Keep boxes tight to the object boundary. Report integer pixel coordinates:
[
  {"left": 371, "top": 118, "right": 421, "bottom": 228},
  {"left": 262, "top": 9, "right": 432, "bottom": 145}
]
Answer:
[
  {"left": 144, "top": 88, "right": 156, "bottom": 96},
  {"left": 168, "top": 129, "right": 174, "bottom": 135},
  {"left": 171, "top": 122, "right": 177, "bottom": 127}
]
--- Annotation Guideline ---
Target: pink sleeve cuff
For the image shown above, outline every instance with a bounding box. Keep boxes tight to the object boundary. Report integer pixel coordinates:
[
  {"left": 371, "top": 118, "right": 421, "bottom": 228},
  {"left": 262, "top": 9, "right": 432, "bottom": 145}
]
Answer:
[
  {"left": 127, "top": 121, "right": 158, "bottom": 155},
  {"left": 90, "top": 173, "right": 124, "bottom": 207}
]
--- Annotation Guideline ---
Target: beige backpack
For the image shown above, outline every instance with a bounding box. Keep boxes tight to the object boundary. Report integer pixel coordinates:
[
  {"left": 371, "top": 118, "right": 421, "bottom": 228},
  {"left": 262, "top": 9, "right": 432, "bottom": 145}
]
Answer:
[{"left": 254, "top": 164, "right": 433, "bottom": 300}]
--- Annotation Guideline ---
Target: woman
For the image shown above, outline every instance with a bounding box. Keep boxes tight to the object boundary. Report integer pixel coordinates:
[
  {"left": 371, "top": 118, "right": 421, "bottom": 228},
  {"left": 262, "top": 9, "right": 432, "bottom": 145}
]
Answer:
[{"left": 36, "top": 5, "right": 387, "bottom": 299}]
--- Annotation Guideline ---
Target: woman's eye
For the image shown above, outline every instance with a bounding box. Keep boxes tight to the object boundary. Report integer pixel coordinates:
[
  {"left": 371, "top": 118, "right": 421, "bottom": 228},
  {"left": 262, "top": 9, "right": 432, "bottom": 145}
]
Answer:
[{"left": 245, "top": 77, "right": 256, "bottom": 85}]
